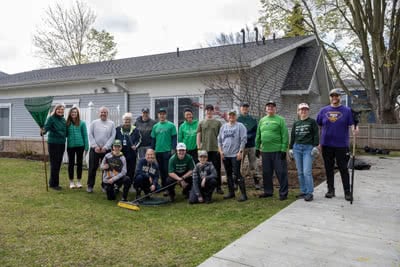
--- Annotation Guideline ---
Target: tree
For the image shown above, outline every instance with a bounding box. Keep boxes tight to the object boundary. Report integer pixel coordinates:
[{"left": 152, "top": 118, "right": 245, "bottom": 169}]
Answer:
[
  {"left": 33, "top": 0, "right": 117, "bottom": 67},
  {"left": 259, "top": 0, "right": 400, "bottom": 123},
  {"left": 285, "top": 1, "right": 306, "bottom": 37}
]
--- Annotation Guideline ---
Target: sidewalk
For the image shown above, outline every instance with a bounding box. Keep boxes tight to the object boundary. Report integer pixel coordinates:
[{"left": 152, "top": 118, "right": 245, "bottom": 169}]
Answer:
[{"left": 199, "top": 156, "right": 400, "bottom": 267}]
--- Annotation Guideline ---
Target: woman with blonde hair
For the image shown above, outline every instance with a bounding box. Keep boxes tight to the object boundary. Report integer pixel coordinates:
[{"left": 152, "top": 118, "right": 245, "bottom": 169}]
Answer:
[
  {"left": 66, "top": 106, "right": 89, "bottom": 189},
  {"left": 41, "top": 104, "right": 67, "bottom": 190}
]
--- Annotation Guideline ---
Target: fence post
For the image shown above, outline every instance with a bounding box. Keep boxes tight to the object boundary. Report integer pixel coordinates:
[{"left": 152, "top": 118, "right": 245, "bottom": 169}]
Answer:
[{"left": 367, "top": 124, "right": 371, "bottom": 147}]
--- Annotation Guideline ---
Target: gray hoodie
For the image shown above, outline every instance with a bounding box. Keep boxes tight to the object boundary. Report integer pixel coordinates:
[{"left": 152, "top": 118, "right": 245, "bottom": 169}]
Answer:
[{"left": 217, "top": 122, "right": 247, "bottom": 157}]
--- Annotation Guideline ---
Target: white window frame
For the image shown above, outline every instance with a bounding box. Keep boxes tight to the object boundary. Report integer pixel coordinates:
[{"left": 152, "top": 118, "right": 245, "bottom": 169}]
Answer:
[
  {"left": 150, "top": 95, "right": 204, "bottom": 126},
  {"left": 0, "top": 103, "right": 12, "bottom": 137}
]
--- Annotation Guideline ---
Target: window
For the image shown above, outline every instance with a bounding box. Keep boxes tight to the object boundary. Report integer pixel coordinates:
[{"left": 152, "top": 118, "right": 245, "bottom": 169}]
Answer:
[
  {"left": 152, "top": 96, "right": 203, "bottom": 126},
  {"left": 0, "top": 103, "right": 11, "bottom": 137}
]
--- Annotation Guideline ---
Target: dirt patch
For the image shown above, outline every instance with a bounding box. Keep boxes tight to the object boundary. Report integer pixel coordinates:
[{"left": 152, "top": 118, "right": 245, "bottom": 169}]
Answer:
[{"left": 241, "top": 156, "right": 327, "bottom": 189}]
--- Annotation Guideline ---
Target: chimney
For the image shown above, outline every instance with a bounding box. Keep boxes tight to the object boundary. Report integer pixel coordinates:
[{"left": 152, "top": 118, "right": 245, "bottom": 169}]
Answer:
[
  {"left": 240, "top": 28, "right": 245, "bottom": 47},
  {"left": 262, "top": 36, "right": 266, "bottom": 45},
  {"left": 254, "top": 27, "right": 259, "bottom": 45},
  {"left": 273, "top": 33, "right": 276, "bottom": 41},
  {"left": 177, "top": 47, "right": 180, "bottom": 57}
]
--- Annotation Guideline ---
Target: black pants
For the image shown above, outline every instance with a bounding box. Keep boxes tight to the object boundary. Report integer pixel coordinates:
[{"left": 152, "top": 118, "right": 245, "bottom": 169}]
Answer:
[
  {"left": 134, "top": 174, "right": 155, "bottom": 195},
  {"left": 261, "top": 152, "right": 288, "bottom": 197},
  {"left": 187, "top": 149, "right": 199, "bottom": 164},
  {"left": 208, "top": 151, "right": 221, "bottom": 189},
  {"left": 167, "top": 175, "right": 193, "bottom": 199},
  {"left": 126, "top": 156, "right": 137, "bottom": 181},
  {"left": 87, "top": 148, "right": 107, "bottom": 188},
  {"left": 67, "top": 146, "right": 85, "bottom": 180},
  {"left": 156, "top": 151, "right": 171, "bottom": 187},
  {"left": 189, "top": 178, "right": 217, "bottom": 204},
  {"left": 48, "top": 143, "right": 65, "bottom": 187},
  {"left": 104, "top": 175, "right": 131, "bottom": 200},
  {"left": 322, "top": 146, "right": 350, "bottom": 193}
]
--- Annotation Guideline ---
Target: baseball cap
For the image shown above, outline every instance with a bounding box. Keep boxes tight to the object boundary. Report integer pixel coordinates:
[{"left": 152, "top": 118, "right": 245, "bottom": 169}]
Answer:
[
  {"left": 228, "top": 109, "right": 237, "bottom": 115},
  {"left": 142, "top": 108, "right": 150, "bottom": 113},
  {"left": 240, "top": 102, "right": 250, "bottom": 107},
  {"left": 329, "top": 89, "right": 342, "bottom": 96},
  {"left": 205, "top": 104, "right": 214, "bottom": 110},
  {"left": 265, "top": 100, "right": 276, "bottom": 106},
  {"left": 113, "top": 139, "right": 122, "bottom": 147},
  {"left": 176, "top": 142, "right": 187, "bottom": 150},
  {"left": 298, "top": 103, "right": 310, "bottom": 109},
  {"left": 158, "top": 107, "right": 167, "bottom": 113},
  {"left": 198, "top": 150, "right": 208, "bottom": 157}
]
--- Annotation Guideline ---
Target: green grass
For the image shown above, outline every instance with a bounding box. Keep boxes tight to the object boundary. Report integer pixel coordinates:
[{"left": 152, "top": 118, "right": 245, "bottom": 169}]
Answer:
[{"left": 0, "top": 158, "right": 295, "bottom": 267}]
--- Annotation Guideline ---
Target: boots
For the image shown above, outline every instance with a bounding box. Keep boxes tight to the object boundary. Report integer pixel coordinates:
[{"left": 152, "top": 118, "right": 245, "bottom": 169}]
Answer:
[
  {"left": 223, "top": 176, "right": 235, "bottom": 199},
  {"left": 237, "top": 178, "right": 248, "bottom": 202},
  {"left": 325, "top": 188, "right": 335, "bottom": 198}
]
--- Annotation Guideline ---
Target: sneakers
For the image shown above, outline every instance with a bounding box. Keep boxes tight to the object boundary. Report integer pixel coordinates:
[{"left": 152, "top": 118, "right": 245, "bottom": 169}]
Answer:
[
  {"left": 69, "top": 181, "right": 76, "bottom": 189},
  {"left": 87, "top": 187, "right": 93, "bottom": 193},
  {"left": 325, "top": 190, "right": 335, "bottom": 198},
  {"left": 295, "top": 193, "right": 306, "bottom": 199},
  {"left": 76, "top": 180, "right": 82, "bottom": 188},
  {"left": 304, "top": 194, "right": 313, "bottom": 202},
  {"left": 259, "top": 193, "right": 273, "bottom": 198},
  {"left": 120, "top": 198, "right": 128, "bottom": 202},
  {"left": 345, "top": 192, "right": 352, "bottom": 201}
]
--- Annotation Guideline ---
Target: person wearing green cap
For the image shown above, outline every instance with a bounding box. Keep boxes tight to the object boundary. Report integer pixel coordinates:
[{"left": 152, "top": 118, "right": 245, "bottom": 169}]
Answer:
[{"left": 100, "top": 139, "right": 131, "bottom": 201}]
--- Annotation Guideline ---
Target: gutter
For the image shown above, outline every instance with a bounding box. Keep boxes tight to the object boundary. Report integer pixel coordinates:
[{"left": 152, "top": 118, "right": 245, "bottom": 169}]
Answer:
[{"left": 112, "top": 78, "right": 128, "bottom": 113}]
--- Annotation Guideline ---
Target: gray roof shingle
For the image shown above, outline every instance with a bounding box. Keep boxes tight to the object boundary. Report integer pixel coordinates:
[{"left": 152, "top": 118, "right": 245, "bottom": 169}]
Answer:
[
  {"left": 282, "top": 40, "right": 320, "bottom": 91},
  {"left": 0, "top": 35, "right": 315, "bottom": 88}
]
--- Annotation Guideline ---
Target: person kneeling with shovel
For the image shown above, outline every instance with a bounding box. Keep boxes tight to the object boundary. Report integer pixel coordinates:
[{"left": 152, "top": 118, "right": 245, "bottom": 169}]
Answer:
[
  {"left": 101, "top": 140, "right": 131, "bottom": 201},
  {"left": 166, "top": 143, "right": 195, "bottom": 202}
]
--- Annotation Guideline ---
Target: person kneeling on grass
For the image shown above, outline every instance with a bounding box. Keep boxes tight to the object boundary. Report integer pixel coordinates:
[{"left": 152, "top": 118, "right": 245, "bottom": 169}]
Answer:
[
  {"left": 189, "top": 150, "right": 217, "bottom": 204},
  {"left": 166, "top": 143, "right": 195, "bottom": 202},
  {"left": 134, "top": 148, "right": 160, "bottom": 199},
  {"left": 101, "top": 140, "right": 131, "bottom": 201}
]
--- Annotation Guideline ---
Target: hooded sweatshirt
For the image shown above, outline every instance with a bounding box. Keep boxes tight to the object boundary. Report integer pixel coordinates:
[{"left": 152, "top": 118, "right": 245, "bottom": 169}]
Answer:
[{"left": 134, "top": 116, "right": 156, "bottom": 147}]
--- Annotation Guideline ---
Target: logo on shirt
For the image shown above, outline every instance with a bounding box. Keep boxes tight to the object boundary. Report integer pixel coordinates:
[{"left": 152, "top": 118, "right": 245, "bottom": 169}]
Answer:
[{"left": 326, "top": 111, "right": 343, "bottom": 122}]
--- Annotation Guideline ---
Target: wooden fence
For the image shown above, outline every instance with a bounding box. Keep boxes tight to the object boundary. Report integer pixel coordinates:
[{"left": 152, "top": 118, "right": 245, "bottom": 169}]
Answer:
[{"left": 353, "top": 124, "right": 400, "bottom": 150}]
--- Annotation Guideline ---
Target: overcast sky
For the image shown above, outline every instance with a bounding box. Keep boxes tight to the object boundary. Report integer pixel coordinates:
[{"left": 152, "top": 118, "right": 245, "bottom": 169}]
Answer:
[{"left": 0, "top": 0, "right": 262, "bottom": 74}]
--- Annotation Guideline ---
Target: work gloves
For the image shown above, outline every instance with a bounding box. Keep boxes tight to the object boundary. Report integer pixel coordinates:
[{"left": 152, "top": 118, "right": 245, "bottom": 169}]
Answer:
[
  {"left": 255, "top": 150, "right": 260, "bottom": 158},
  {"left": 288, "top": 149, "right": 294, "bottom": 160},
  {"left": 311, "top": 147, "right": 319, "bottom": 159}
]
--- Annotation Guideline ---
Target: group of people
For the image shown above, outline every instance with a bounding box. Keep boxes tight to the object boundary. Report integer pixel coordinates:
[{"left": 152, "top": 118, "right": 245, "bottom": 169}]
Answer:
[{"left": 41, "top": 88, "right": 358, "bottom": 203}]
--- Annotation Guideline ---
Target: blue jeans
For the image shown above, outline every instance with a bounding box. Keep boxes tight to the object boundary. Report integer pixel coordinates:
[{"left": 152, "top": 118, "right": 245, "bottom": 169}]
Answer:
[{"left": 293, "top": 144, "right": 314, "bottom": 195}]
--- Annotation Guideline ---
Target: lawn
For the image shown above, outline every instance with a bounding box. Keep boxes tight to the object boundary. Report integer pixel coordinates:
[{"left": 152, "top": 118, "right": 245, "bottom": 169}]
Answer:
[{"left": 0, "top": 158, "right": 296, "bottom": 267}]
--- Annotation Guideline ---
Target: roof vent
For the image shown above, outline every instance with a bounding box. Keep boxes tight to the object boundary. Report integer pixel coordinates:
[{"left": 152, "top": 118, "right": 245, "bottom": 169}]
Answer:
[
  {"left": 240, "top": 28, "right": 246, "bottom": 47},
  {"left": 273, "top": 33, "right": 276, "bottom": 41},
  {"left": 254, "top": 27, "right": 259, "bottom": 45},
  {"left": 177, "top": 47, "right": 180, "bottom": 57},
  {"left": 262, "top": 36, "right": 266, "bottom": 45}
]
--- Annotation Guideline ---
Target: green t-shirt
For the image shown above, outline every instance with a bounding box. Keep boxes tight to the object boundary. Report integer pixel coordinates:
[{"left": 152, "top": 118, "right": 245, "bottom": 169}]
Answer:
[
  {"left": 255, "top": 115, "right": 289, "bottom": 152},
  {"left": 197, "top": 119, "right": 222, "bottom": 152},
  {"left": 151, "top": 121, "right": 177, "bottom": 153},
  {"left": 289, "top": 117, "right": 319, "bottom": 149},
  {"left": 168, "top": 154, "right": 195, "bottom": 175},
  {"left": 178, "top": 120, "right": 198, "bottom": 151}
]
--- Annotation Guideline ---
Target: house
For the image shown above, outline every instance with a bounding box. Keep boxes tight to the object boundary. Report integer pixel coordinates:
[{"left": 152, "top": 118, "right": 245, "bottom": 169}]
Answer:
[{"left": 0, "top": 35, "right": 333, "bottom": 154}]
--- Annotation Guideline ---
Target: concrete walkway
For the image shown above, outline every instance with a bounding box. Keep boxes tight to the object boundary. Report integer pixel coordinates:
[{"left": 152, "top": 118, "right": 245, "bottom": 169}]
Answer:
[{"left": 199, "top": 156, "right": 400, "bottom": 267}]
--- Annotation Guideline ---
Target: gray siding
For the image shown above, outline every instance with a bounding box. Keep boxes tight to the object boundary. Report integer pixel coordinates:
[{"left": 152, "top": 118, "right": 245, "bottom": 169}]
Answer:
[
  {"left": 128, "top": 93, "right": 150, "bottom": 119},
  {"left": 241, "top": 50, "right": 297, "bottom": 119}
]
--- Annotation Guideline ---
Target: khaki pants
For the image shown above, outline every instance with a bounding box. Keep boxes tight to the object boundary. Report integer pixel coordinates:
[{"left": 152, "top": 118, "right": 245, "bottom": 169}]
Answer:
[{"left": 241, "top": 147, "right": 257, "bottom": 178}]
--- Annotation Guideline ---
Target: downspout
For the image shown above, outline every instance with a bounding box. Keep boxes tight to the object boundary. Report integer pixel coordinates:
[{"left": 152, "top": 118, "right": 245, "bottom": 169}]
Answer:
[{"left": 112, "top": 78, "right": 128, "bottom": 113}]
